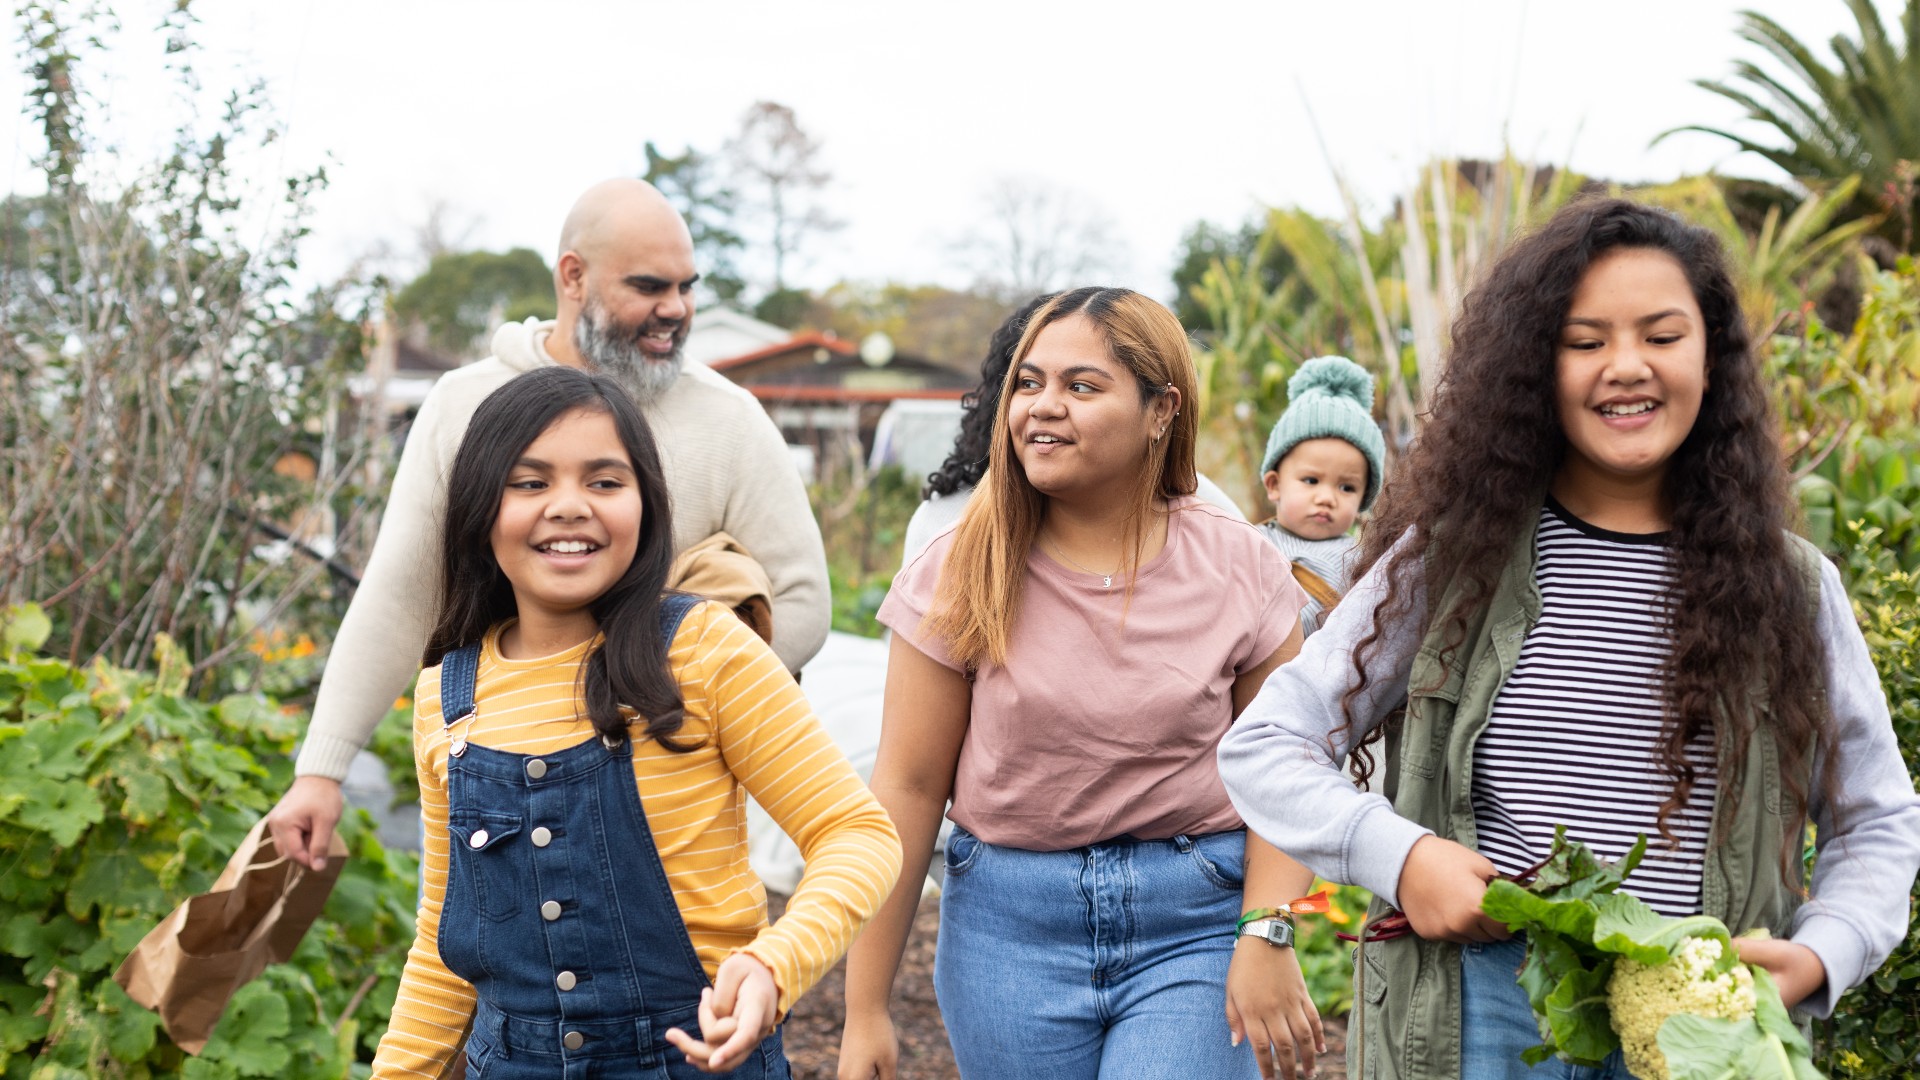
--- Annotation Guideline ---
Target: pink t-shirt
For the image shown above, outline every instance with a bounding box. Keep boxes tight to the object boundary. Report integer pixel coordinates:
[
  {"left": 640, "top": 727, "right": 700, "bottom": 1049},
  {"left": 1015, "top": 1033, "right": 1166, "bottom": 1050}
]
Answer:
[{"left": 878, "top": 496, "right": 1306, "bottom": 851}]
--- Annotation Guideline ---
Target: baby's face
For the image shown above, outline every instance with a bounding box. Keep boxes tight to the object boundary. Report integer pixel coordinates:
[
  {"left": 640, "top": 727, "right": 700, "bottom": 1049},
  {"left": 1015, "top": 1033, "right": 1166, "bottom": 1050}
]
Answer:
[{"left": 1264, "top": 437, "right": 1368, "bottom": 540}]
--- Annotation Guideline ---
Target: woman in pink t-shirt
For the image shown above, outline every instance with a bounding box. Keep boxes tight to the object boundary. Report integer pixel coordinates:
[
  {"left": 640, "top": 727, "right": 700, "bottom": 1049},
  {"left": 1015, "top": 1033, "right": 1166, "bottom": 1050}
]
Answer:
[{"left": 837, "top": 287, "right": 1320, "bottom": 1080}]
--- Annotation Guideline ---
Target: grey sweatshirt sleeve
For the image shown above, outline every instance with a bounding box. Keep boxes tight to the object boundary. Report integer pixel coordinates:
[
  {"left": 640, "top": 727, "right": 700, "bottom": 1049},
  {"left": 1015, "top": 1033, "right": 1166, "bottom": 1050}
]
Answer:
[
  {"left": 1791, "top": 555, "right": 1920, "bottom": 1018},
  {"left": 293, "top": 394, "right": 452, "bottom": 780},
  {"left": 1218, "top": 545, "right": 1434, "bottom": 908}
]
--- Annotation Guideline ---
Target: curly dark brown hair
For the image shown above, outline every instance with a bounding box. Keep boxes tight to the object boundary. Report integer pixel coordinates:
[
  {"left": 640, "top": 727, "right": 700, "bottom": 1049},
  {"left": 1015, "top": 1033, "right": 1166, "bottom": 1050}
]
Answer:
[
  {"left": 1341, "top": 197, "right": 1830, "bottom": 873},
  {"left": 923, "top": 292, "right": 1057, "bottom": 498}
]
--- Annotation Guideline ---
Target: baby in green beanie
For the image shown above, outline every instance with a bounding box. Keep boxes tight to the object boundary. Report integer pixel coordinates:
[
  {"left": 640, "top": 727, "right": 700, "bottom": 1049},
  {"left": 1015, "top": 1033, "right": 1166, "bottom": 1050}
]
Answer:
[{"left": 1257, "top": 356, "right": 1386, "bottom": 635}]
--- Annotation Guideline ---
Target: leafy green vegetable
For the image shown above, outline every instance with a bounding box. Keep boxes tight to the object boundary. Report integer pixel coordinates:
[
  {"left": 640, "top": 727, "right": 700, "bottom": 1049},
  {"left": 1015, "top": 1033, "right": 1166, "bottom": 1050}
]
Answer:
[
  {"left": 1479, "top": 828, "right": 1825, "bottom": 1079},
  {"left": 1478, "top": 827, "right": 1644, "bottom": 1066}
]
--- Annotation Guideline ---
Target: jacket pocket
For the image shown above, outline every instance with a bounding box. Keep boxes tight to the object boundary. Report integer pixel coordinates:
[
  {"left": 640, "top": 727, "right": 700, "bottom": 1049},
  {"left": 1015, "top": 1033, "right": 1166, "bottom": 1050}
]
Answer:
[
  {"left": 1401, "top": 646, "right": 1464, "bottom": 781},
  {"left": 446, "top": 812, "right": 525, "bottom": 922}
]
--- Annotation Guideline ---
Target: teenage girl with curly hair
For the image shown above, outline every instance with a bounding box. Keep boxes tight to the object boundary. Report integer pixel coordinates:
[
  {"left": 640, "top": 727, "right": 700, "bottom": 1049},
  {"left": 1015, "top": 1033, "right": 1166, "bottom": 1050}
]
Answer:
[{"left": 1218, "top": 197, "right": 1920, "bottom": 1079}]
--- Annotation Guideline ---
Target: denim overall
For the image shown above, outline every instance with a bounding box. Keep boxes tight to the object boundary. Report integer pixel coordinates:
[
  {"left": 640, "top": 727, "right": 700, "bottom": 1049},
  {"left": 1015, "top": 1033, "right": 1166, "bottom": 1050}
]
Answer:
[{"left": 437, "top": 595, "right": 788, "bottom": 1079}]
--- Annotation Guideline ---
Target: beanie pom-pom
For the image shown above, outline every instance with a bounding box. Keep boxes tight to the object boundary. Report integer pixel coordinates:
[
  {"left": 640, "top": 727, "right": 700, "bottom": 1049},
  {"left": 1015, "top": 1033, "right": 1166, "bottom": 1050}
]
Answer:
[{"left": 1288, "top": 355, "right": 1375, "bottom": 409}]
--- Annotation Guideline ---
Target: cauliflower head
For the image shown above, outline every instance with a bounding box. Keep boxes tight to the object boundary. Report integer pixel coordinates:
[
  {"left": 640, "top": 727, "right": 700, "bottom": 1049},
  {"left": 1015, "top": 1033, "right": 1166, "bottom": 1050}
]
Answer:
[{"left": 1606, "top": 936, "right": 1757, "bottom": 1080}]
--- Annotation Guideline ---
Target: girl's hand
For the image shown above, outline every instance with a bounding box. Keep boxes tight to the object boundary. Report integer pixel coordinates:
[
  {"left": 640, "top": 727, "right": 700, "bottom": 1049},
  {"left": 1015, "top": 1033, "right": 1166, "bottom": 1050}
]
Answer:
[
  {"left": 1734, "top": 937, "right": 1827, "bottom": 1010},
  {"left": 835, "top": 1005, "right": 899, "bottom": 1080},
  {"left": 665, "top": 953, "right": 778, "bottom": 1073},
  {"left": 1397, "top": 835, "right": 1510, "bottom": 943},
  {"left": 1226, "top": 935, "right": 1325, "bottom": 1080}
]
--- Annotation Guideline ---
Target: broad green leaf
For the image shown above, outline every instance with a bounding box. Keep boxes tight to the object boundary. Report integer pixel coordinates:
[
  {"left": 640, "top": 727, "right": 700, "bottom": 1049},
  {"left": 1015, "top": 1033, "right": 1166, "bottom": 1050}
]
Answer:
[
  {"left": 67, "top": 828, "right": 163, "bottom": 919},
  {"left": 113, "top": 757, "right": 174, "bottom": 825},
  {"left": 200, "top": 983, "right": 293, "bottom": 1076},
  {"left": 1661, "top": 1013, "right": 1763, "bottom": 1079},
  {"left": 12, "top": 777, "right": 104, "bottom": 847},
  {"left": 1482, "top": 879, "right": 1600, "bottom": 941},
  {"left": 1592, "top": 892, "right": 1733, "bottom": 967},
  {"left": 19, "top": 716, "right": 95, "bottom": 780},
  {"left": 1746, "top": 966, "right": 1816, "bottom": 1062},
  {"left": 1544, "top": 962, "right": 1620, "bottom": 1065},
  {"left": 100, "top": 981, "right": 161, "bottom": 1062},
  {"left": 1, "top": 605, "right": 51, "bottom": 657}
]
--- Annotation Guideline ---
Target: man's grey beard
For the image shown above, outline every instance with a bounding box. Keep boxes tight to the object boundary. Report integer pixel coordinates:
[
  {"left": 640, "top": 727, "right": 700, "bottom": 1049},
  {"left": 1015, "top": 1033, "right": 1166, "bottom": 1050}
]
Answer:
[{"left": 573, "top": 304, "right": 683, "bottom": 406}]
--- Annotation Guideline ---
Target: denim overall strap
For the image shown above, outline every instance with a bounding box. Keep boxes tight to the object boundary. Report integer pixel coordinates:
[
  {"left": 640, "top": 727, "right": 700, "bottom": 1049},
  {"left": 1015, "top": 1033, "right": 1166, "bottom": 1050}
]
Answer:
[
  {"left": 436, "top": 597, "right": 786, "bottom": 1078},
  {"left": 439, "top": 643, "right": 482, "bottom": 728},
  {"left": 657, "top": 591, "right": 698, "bottom": 645}
]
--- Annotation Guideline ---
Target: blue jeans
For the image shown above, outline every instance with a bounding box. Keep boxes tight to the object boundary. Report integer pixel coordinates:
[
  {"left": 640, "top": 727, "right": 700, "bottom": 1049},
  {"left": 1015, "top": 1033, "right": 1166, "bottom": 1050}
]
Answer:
[
  {"left": 933, "top": 826, "right": 1259, "bottom": 1080},
  {"left": 1461, "top": 937, "right": 1628, "bottom": 1080}
]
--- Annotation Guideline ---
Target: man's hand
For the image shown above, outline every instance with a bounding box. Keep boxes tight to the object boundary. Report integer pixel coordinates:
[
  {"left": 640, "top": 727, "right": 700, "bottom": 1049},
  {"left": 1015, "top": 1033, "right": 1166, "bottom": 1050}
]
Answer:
[
  {"left": 264, "top": 775, "right": 345, "bottom": 872},
  {"left": 1397, "top": 835, "right": 1510, "bottom": 944},
  {"left": 666, "top": 953, "right": 779, "bottom": 1073}
]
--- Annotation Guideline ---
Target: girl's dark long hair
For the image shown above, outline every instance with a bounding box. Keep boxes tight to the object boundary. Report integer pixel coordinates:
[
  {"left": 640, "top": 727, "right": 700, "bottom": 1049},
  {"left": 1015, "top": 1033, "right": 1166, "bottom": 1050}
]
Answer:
[
  {"left": 424, "top": 366, "right": 691, "bottom": 751},
  {"left": 923, "top": 292, "right": 1057, "bottom": 498},
  {"left": 1341, "top": 197, "right": 1830, "bottom": 878}
]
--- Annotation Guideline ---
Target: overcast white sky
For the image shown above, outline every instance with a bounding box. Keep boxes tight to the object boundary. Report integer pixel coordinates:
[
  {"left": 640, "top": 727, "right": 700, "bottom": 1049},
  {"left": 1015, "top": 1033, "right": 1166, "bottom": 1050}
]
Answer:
[{"left": 3, "top": 0, "right": 1875, "bottom": 302}]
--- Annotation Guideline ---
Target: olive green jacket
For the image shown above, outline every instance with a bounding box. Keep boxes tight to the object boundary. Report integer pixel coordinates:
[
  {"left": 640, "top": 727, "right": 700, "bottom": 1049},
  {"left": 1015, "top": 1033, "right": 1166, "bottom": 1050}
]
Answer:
[
  {"left": 1220, "top": 510, "right": 1920, "bottom": 1080},
  {"left": 1348, "top": 521, "right": 1814, "bottom": 1080}
]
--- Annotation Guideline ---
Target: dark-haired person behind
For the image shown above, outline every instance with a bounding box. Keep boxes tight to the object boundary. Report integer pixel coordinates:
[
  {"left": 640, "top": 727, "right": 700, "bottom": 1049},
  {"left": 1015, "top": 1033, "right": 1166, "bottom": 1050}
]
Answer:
[
  {"left": 901, "top": 293, "right": 1247, "bottom": 562},
  {"left": 371, "top": 367, "right": 899, "bottom": 1079},
  {"left": 842, "top": 288, "right": 1324, "bottom": 1080},
  {"left": 1218, "top": 198, "right": 1920, "bottom": 1079}
]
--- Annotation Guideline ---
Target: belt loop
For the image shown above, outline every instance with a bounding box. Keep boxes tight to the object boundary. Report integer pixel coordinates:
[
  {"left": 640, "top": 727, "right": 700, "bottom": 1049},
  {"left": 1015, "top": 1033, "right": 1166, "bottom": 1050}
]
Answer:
[
  {"left": 492, "top": 1005, "right": 510, "bottom": 1060},
  {"left": 1172, "top": 833, "right": 1195, "bottom": 852}
]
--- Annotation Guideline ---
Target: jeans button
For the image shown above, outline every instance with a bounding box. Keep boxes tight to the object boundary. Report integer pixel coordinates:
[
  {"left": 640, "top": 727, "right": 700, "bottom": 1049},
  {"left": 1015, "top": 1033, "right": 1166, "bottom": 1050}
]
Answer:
[
  {"left": 562, "top": 1030, "right": 584, "bottom": 1050},
  {"left": 532, "top": 827, "right": 552, "bottom": 848},
  {"left": 526, "top": 759, "right": 548, "bottom": 779},
  {"left": 468, "top": 829, "right": 489, "bottom": 849},
  {"left": 541, "top": 900, "right": 562, "bottom": 921},
  {"left": 556, "top": 970, "right": 577, "bottom": 991}
]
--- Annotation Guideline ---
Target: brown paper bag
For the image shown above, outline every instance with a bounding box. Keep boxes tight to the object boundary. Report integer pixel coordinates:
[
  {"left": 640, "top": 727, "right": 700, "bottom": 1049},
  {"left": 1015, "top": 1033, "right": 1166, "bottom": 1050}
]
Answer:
[{"left": 114, "top": 819, "right": 347, "bottom": 1053}]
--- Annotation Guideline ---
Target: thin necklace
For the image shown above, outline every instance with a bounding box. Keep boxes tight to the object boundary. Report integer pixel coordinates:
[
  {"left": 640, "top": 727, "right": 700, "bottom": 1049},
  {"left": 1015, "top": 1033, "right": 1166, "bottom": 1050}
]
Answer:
[{"left": 1044, "top": 535, "right": 1119, "bottom": 589}]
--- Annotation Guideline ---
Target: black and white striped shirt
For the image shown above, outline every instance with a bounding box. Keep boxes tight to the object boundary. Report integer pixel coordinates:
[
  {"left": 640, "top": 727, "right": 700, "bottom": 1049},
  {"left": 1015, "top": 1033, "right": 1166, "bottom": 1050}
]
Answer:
[{"left": 1472, "top": 500, "right": 1715, "bottom": 916}]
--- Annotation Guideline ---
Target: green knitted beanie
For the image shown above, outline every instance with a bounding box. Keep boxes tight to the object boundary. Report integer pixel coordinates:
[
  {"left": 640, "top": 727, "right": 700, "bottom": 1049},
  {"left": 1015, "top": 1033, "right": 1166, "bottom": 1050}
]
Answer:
[{"left": 1259, "top": 355, "right": 1386, "bottom": 510}]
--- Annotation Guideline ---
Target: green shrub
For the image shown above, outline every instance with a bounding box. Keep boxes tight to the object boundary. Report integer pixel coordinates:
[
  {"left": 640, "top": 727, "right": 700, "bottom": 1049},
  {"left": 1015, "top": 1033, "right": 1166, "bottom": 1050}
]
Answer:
[
  {"left": 0, "top": 605, "right": 418, "bottom": 1079},
  {"left": 1817, "top": 521, "right": 1920, "bottom": 1077}
]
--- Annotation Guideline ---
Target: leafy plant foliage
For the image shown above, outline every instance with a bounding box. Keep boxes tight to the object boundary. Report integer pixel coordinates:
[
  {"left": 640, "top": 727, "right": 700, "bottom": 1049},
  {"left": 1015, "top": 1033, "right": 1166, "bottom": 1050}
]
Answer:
[{"left": 0, "top": 605, "right": 419, "bottom": 1078}]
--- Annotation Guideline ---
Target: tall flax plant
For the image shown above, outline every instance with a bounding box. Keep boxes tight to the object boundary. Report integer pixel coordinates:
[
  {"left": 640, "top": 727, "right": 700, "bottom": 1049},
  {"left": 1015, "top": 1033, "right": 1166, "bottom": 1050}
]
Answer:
[
  {"left": 0, "top": 3, "right": 381, "bottom": 681},
  {"left": 1636, "top": 174, "right": 1878, "bottom": 339},
  {"left": 1189, "top": 155, "right": 1581, "bottom": 508}
]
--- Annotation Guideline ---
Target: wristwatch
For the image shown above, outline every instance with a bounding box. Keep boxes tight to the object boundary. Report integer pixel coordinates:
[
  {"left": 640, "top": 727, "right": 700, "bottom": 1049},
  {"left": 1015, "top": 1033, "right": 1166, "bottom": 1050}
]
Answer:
[{"left": 1236, "top": 916, "right": 1296, "bottom": 949}]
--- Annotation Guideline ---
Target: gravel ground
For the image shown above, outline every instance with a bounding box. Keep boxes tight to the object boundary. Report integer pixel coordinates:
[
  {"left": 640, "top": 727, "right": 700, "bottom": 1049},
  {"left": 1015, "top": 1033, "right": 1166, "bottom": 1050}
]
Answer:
[{"left": 768, "top": 893, "right": 1348, "bottom": 1080}]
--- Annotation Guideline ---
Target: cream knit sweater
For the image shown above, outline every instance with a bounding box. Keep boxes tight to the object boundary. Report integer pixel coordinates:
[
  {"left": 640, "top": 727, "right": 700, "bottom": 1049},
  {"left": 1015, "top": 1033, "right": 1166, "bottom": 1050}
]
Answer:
[{"left": 293, "top": 319, "right": 830, "bottom": 782}]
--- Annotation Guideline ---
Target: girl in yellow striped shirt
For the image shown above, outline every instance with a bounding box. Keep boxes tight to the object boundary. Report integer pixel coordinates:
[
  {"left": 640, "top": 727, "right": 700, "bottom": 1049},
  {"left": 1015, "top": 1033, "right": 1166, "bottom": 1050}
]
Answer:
[{"left": 370, "top": 367, "right": 900, "bottom": 1080}]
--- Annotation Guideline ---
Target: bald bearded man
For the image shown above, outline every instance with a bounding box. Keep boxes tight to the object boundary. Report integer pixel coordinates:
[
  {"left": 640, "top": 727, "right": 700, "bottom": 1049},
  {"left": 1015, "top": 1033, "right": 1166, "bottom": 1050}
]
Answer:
[{"left": 265, "top": 179, "right": 830, "bottom": 871}]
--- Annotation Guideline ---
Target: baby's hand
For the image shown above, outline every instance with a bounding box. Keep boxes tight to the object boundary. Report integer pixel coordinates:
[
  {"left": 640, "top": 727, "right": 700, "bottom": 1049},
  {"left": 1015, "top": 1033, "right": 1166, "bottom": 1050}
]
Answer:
[{"left": 665, "top": 953, "right": 779, "bottom": 1073}]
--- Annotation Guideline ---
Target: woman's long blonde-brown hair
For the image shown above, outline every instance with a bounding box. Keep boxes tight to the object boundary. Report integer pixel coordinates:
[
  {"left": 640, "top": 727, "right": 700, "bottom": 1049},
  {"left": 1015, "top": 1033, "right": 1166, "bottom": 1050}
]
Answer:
[{"left": 923, "top": 287, "right": 1198, "bottom": 669}]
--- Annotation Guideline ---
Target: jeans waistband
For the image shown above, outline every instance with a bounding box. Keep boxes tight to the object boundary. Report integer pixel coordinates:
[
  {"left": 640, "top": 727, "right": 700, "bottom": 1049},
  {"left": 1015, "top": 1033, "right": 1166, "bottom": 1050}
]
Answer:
[{"left": 1091, "top": 828, "right": 1242, "bottom": 850}]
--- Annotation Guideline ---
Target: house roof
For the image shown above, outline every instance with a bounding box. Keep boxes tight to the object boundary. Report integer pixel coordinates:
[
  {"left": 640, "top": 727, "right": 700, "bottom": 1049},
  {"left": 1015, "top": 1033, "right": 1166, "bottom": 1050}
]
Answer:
[{"left": 709, "top": 332, "right": 972, "bottom": 404}]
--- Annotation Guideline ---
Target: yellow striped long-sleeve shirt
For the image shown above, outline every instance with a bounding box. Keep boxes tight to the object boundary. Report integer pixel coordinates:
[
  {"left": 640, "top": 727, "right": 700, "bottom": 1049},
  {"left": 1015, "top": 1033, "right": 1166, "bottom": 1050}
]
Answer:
[{"left": 371, "top": 601, "right": 901, "bottom": 1079}]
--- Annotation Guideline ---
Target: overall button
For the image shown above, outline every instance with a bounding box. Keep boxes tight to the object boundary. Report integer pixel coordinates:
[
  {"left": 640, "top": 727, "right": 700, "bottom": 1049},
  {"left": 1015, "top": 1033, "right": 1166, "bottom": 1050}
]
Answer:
[
  {"left": 562, "top": 1031, "right": 584, "bottom": 1051},
  {"left": 541, "top": 900, "right": 562, "bottom": 921},
  {"left": 526, "top": 759, "right": 548, "bottom": 779},
  {"left": 468, "top": 830, "right": 489, "bottom": 849},
  {"left": 555, "top": 970, "right": 577, "bottom": 991},
  {"left": 531, "top": 827, "right": 552, "bottom": 848}
]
